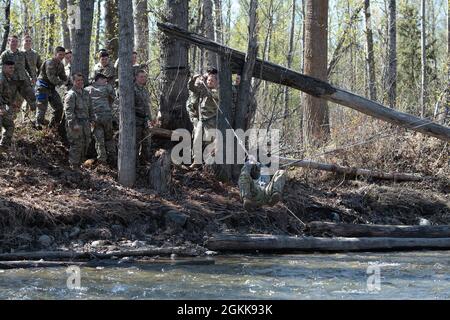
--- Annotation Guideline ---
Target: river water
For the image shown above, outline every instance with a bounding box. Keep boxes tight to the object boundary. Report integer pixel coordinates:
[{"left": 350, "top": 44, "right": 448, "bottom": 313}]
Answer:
[{"left": 0, "top": 251, "right": 449, "bottom": 299}]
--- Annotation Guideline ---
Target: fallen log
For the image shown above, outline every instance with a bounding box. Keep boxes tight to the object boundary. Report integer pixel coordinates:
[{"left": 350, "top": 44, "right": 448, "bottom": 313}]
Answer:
[
  {"left": 279, "top": 157, "right": 426, "bottom": 182},
  {"left": 157, "top": 22, "right": 450, "bottom": 142},
  {"left": 0, "top": 247, "right": 198, "bottom": 261},
  {"left": 0, "top": 260, "right": 86, "bottom": 269},
  {"left": 206, "top": 234, "right": 450, "bottom": 252},
  {"left": 149, "top": 127, "right": 173, "bottom": 139},
  {"left": 307, "top": 222, "right": 450, "bottom": 238}
]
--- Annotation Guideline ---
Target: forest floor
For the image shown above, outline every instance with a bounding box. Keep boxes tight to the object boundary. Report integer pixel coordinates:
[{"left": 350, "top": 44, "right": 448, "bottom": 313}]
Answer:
[{"left": 0, "top": 123, "right": 449, "bottom": 255}]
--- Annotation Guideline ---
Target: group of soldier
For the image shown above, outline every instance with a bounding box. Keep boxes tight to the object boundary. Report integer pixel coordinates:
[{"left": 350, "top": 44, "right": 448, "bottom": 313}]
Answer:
[
  {"left": 0, "top": 35, "right": 152, "bottom": 170},
  {"left": 0, "top": 34, "right": 285, "bottom": 210}
]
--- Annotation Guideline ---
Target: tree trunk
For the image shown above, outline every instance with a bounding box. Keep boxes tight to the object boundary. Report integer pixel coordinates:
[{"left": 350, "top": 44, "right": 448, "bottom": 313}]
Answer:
[
  {"left": 48, "top": 12, "right": 56, "bottom": 55},
  {"left": 158, "top": 22, "right": 450, "bottom": 142},
  {"left": 94, "top": 0, "right": 101, "bottom": 54},
  {"left": 59, "top": 0, "right": 71, "bottom": 49},
  {"left": 327, "top": 3, "right": 364, "bottom": 77},
  {"left": 105, "top": 0, "right": 119, "bottom": 60},
  {"left": 118, "top": 0, "right": 136, "bottom": 187},
  {"left": 364, "top": 0, "right": 376, "bottom": 101},
  {"left": 283, "top": 0, "right": 296, "bottom": 133},
  {"left": 148, "top": 149, "right": 171, "bottom": 193},
  {"left": 22, "top": 0, "right": 30, "bottom": 35},
  {"left": 134, "top": 0, "right": 149, "bottom": 63},
  {"left": 159, "top": 0, "right": 191, "bottom": 130},
  {"left": 279, "top": 157, "right": 425, "bottom": 181},
  {"left": 216, "top": 55, "right": 234, "bottom": 181},
  {"left": 303, "top": 0, "right": 330, "bottom": 147},
  {"left": 308, "top": 222, "right": 450, "bottom": 238},
  {"left": 213, "top": 0, "right": 223, "bottom": 44},
  {"left": 202, "top": 0, "right": 216, "bottom": 68},
  {"left": 388, "top": 0, "right": 397, "bottom": 109},
  {"left": 70, "top": 0, "right": 94, "bottom": 84},
  {"left": 232, "top": 0, "right": 258, "bottom": 180},
  {"left": 447, "top": 0, "right": 450, "bottom": 123},
  {"left": 206, "top": 234, "right": 450, "bottom": 252},
  {"left": 1, "top": 0, "right": 11, "bottom": 54},
  {"left": 421, "top": 0, "right": 427, "bottom": 117}
]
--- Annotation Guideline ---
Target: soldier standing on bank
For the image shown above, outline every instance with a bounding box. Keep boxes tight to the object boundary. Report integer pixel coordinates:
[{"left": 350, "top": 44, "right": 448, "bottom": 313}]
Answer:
[
  {"left": 186, "top": 67, "right": 219, "bottom": 168},
  {"left": 92, "top": 51, "right": 116, "bottom": 86},
  {"left": 0, "top": 35, "right": 37, "bottom": 118},
  {"left": 21, "top": 35, "right": 42, "bottom": 121},
  {"left": 85, "top": 73, "right": 117, "bottom": 165},
  {"left": 0, "top": 61, "right": 19, "bottom": 151},
  {"left": 35, "top": 46, "right": 68, "bottom": 130},
  {"left": 64, "top": 73, "right": 94, "bottom": 170}
]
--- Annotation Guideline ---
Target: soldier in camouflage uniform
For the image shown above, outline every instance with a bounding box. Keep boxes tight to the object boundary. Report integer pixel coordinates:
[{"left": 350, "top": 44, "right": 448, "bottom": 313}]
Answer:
[
  {"left": 21, "top": 35, "right": 42, "bottom": 120},
  {"left": 0, "top": 35, "right": 37, "bottom": 116},
  {"left": 64, "top": 73, "right": 94, "bottom": 168},
  {"left": 92, "top": 51, "right": 116, "bottom": 86},
  {"left": 187, "top": 68, "right": 219, "bottom": 166},
  {"left": 35, "top": 46, "right": 68, "bottom": 129},
  {"left": 0, "top": 61, "right": 19, "bottom": 150},
  {"left": 134, "top": 70, "right": 153, "bottom": 163},
  {"left": 238, "top": 160, "right": 286, "bottom": 211},
  {"left": 85, "top": 73, "right": 116, "bottom": 164}
]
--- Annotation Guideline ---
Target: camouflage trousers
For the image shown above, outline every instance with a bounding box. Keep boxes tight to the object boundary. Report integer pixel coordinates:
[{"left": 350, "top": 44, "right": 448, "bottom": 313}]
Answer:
[
  {"left": 136, "top": 118, "right": 151, "bottom": 163},
  {"left": 66, "top": 120, "right": 91, "bottom": 166},
  {"left": 35, "top": 85, "right": 64, "bottom": 126},
  {"left": 192, "top": 117, "right": 216, "bottom": 164},
  {"left": 238, "top": 169, "right": 286, "bottom": 207},
  {"left": 14, "top": 80, "right": 36, "bottom": 112},
  {"left": 0, "top": 110, "right": 14, "bottom": 147},
  {"left": 93, "top": 117, "right": 116, "bottom": 162}
]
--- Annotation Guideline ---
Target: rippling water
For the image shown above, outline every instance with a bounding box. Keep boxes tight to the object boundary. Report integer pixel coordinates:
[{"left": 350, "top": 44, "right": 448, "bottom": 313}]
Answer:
[{"left": 1, "top": 251, "right": 449, "bottom": 299}]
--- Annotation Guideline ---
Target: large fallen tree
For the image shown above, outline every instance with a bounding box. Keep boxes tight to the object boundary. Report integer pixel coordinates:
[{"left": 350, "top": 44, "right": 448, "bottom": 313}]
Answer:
[
  {"left": 157, "top": 22, "right": 450, "bottom": 143},
  {"left": 278, "top": 157, "right": 426, "bottom": 181},
  {"left": 307, "top": 222, "right": 450, "bottom": 238},
  {"left": 206, "top": 234, "right": 450, "bottom": 252}
]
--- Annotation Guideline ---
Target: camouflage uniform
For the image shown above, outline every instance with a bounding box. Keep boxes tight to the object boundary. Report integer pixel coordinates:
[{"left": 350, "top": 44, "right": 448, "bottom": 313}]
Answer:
[
  {"left": 85, "top": 83, "right": 116, "bottom": 163},
  {"left": 93, "top": 62, "right": 116, "bottom": 86},
  {"left": 0, "top": 72, "right": 18, "bottom": 148},
  {"left": 35, "top": 58, "right": 68, "bottom": 126},
  {"left": 0, "top": 49, "right": 36, "bottom": 112},
  {"left": 64, "top": 88, "right": 93, "bottom": 166},
  {"left": 187, "top": 75, "right": 219, "bottom": 164},
  {"left": 134, "top": 83, "right": 152, "bottom": 162},
  {"left": 20, "top": 49, "right": 42, "bottom": 116},
  {"left": 238, "top": 162, "right": 286, "bottom": 210}
]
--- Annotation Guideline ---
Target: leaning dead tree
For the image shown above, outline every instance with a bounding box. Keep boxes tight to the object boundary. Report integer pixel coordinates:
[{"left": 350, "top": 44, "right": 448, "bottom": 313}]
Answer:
[{"left": 157, "top": 22, "right": 450, "bottom": 142}]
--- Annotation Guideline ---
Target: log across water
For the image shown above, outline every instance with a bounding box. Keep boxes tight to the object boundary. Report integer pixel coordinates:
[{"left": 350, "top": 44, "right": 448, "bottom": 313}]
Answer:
[
  {"left": 307, "top": 222, "right": 450, "bottom": 238},
  {"left": 206, "top": 234, "right": 450, "bottom": 252},
  {"left": 157, "top": 22, "right": 450, "bottom": 142}
]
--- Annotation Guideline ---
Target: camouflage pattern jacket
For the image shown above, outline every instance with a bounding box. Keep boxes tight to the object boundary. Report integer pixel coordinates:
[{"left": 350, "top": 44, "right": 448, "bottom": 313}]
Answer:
[
  {"left": 0, "top": 49, "right": 35, "bottom": 82},
  {"left": 38, "top": 58, "right": 68, "bottom": 88},
  {"left": 187, "top": 75, "right": 219, "bottom": 122},
  {"left": 0, "top": 73, "right": 18, "bottom": 114},
  {"left": 85, "top": 83, "right": 116, "bottom": 120},
  {"left": 134, "top": 84, "right": 152, "bottom": 123},
  {"left": 64, "top": 88, "right": 94, "bottom": 126}
]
